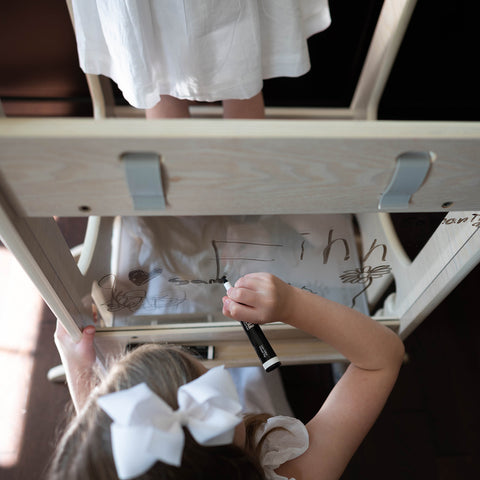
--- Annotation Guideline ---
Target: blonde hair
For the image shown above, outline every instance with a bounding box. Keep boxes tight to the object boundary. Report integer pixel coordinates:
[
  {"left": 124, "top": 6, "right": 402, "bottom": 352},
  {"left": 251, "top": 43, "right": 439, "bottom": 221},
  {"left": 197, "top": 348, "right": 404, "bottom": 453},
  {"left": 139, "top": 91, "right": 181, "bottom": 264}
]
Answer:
[{"left": 47, "top": 344, "right": 267, "bottom": 480}]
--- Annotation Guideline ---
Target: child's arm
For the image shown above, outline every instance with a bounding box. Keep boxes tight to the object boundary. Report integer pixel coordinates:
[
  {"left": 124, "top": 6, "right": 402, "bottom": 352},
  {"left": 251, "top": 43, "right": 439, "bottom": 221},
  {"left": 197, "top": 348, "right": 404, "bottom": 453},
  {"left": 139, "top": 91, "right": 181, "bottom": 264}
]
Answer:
[
  {"left": 54, "top": 321, "right": 98, "bottom": 413},
  {"left": 223, "top": 272, "right": 405, "bottom": 480}
]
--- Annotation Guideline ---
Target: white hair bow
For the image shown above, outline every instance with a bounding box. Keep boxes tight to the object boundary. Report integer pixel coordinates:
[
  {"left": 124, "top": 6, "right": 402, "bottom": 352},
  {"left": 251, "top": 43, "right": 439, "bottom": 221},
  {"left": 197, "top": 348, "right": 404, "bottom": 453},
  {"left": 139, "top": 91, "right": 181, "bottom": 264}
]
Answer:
[{"left": 97, "top": 365, "right": 242, "bottom": 480}]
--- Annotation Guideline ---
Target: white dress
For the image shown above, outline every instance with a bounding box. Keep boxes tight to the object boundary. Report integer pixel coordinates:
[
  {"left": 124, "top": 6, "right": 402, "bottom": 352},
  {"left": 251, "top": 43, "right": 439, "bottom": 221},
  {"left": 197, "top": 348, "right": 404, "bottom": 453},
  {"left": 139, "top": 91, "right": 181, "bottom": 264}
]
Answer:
[
  {"left": 255, "top": 416, "right": 310, "bottom": 480},
  {"left": 71, "top": 0, "right": 331, "bottom": 108}
]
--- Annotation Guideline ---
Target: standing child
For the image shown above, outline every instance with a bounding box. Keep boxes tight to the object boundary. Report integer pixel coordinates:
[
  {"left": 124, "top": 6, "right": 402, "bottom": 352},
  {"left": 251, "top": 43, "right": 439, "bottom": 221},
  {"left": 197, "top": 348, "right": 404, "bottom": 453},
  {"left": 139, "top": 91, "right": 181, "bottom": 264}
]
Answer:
[
  {"left": 69, "top": 0, "right": 331, "bottom": 118},
  {"left": 50, "top": 272, "right": 404, "bottom": 480}
]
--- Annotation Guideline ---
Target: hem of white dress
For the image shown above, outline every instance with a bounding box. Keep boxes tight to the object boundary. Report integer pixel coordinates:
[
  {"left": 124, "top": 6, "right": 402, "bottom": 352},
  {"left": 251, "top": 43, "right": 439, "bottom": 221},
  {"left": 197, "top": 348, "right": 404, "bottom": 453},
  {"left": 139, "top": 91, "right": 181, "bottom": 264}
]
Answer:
[
  {"left": 303, "top": 8, "right": 332, "bottom": 38},
  {"left": 80, "top": 58, "right": 312, "bottom": 109}
]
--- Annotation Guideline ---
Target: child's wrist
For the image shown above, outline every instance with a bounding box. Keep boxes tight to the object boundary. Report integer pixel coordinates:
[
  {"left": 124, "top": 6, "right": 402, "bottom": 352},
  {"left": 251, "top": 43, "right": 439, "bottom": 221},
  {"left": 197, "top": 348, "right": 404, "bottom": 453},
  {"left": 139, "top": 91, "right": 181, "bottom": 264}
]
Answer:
[{"left": 279, "top": 284, "right": 301, "bottom": 326}]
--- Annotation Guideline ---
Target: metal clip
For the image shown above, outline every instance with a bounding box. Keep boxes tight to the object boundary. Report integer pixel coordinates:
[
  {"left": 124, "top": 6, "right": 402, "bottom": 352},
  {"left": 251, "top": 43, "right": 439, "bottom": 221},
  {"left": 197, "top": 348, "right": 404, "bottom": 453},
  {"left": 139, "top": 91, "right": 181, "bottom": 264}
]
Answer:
[
  {"left": 122, "top": 152, "right": 166, "bottom": 210},
  {"left": 378, "top": 151, "right": 433, "bottom": 210}
]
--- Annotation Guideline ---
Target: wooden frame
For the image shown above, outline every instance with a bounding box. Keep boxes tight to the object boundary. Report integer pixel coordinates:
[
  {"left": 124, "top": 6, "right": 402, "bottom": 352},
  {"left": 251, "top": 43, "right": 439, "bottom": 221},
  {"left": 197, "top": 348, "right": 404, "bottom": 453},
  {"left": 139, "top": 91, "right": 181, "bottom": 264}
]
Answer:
[
  {"left": 1, "top": 119, "right": 480, "bottom": 217},
  {"left": 1, "top": 0, "right": 479, "bottom": 367},
  {"left": 1, "top": 119, "right": 479, "bottom": 366}
]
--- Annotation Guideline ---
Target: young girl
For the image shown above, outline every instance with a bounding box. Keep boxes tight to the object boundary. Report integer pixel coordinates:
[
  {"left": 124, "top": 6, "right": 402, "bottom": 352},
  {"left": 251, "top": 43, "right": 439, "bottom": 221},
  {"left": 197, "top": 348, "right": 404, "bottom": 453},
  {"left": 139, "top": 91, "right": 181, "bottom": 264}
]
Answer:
[
  {"left": 69, "top": 0, "right": 332, "bottom": 118},
  {"left": 50, "top": 272, "right": 404, "bottom": 480}
]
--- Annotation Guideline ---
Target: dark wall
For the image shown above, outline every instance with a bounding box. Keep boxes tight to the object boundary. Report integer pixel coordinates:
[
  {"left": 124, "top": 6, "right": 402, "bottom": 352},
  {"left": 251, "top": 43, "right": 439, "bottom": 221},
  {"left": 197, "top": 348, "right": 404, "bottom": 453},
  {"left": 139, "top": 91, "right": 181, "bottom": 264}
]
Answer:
[
  {"left": 264, "top": 0, "right": 480, "bottom": 120},
  {"left": 0, "top": 0, "right": 91, "bottom": 116},
  {"left": 379, "top": 0, "right": 480, "bottom": 120}
]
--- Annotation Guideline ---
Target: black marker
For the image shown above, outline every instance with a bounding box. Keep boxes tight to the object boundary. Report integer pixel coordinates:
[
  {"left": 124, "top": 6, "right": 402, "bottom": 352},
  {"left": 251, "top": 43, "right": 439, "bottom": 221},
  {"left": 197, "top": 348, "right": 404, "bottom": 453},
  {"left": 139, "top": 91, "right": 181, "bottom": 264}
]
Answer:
[{"left": 223, "top": 281, "right": 281, "bottom": 372}]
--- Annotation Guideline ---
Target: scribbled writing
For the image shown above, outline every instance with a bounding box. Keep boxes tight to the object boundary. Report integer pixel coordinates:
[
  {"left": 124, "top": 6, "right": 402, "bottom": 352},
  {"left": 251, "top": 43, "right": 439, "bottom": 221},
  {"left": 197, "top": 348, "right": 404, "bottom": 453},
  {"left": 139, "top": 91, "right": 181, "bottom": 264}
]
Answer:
[
  {"left": 322, "top": 229, "right": 388, "bottom": 264},
  {"left": 441, "top": 213, "right": 480, "bottom": 227},
  {"left": 98, "top": 273, "right": 187, "bottom": 313},
  {"left": 96, "top": 227, "right": 395, "bottom": 315}
]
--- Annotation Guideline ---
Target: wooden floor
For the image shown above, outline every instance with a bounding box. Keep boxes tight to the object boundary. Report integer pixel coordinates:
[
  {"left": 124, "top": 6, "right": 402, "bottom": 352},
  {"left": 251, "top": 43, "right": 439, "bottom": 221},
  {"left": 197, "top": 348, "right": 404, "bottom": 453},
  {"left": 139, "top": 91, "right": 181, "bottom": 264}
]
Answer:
[{"left": 0, "top": 215, "right": 479, "bottom": 479}]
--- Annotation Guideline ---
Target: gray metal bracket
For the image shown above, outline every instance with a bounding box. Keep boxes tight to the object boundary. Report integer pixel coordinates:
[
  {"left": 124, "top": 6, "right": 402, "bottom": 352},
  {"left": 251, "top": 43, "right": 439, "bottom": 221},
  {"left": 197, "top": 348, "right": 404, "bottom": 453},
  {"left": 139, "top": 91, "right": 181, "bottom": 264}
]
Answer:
[
  {"left": 378, "top": 151, "right": 433, "bottom": 210},
  {"left": 122, "top": 152, "right": 166, "bottom": 210}
]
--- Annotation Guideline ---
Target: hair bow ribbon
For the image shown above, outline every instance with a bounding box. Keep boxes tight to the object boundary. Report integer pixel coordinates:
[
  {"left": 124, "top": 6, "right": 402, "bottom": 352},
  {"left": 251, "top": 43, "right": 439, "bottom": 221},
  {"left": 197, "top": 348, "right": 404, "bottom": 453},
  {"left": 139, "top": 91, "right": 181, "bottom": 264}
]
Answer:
[{"left": 97, "top": 365, "right": 242, "bottom": 480}]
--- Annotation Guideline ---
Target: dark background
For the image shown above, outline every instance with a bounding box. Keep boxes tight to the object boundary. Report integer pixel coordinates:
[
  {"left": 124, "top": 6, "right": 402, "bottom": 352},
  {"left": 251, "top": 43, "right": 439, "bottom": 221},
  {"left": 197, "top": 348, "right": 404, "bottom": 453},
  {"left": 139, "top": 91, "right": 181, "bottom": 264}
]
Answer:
[{"left": 1, "top": 0, "right": 479, "bottom": 120}]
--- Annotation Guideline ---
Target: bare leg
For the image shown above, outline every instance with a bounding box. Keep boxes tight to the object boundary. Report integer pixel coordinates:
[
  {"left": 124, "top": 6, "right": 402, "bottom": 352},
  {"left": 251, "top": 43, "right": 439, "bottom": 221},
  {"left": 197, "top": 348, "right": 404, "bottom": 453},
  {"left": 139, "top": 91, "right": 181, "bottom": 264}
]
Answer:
[
  {"left": 145, "top": 95, "right": 191, "bottom": 118},
  {"left": 222, "top": 91, "right": 265, "bottom": 119}
]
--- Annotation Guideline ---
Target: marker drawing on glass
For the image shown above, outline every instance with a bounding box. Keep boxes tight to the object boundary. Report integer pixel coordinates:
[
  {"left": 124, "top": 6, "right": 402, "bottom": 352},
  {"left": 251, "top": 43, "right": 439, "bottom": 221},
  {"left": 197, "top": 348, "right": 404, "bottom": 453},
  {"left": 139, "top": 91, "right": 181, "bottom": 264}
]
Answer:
[{"left": 223, "top": 280, "right": 281, "bottom": 372}]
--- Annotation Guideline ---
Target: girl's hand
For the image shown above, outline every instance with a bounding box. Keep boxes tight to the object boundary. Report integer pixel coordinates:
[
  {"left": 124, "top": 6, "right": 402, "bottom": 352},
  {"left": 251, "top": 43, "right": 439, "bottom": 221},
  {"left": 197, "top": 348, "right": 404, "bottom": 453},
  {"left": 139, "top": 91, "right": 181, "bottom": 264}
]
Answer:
[
  {"left": 54, "top": 321, "right": 97, "bottom": 412},
  {"left": 54, "top": 321, "right": 97, "bottom": 373},
  {"left": 222, "top": 272, "right": 294, "bottom": 325}
]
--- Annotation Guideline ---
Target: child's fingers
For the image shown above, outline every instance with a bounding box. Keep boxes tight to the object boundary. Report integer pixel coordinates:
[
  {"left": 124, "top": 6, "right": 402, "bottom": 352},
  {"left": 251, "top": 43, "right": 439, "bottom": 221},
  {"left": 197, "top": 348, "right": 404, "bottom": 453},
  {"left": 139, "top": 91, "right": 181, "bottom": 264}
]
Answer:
[
  {"left": 55, "top": 321, "right": 96, "bottom": 363},
  {"left": 222, "top": 297, "right": 260, "bottom": 323},
  {"left": 234, "top": 272, "right": 271, "bottom": 290},
  {"left": 76, "top": 326, "right": 97, "bottom": 362},
  {"left": 226, "top": 285, "right": 259, "bottom": 307},
  {"left": 55, "top": 322, "right": 95, "bottom": 345},
  {"left": 79, "top": 325, "right": 96, "bottom": 347},
  {"left": 82, "top": 325, "right": 96, "bottom": 337},
  {"left": 222, "top": 297, "right": 233, "bottom": 317}
]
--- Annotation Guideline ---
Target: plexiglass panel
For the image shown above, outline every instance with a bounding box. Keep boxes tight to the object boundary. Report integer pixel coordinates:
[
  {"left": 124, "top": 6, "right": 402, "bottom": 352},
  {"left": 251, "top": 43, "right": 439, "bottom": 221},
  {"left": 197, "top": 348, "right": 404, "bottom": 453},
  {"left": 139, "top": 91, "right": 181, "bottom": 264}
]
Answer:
[{"left": 86, "top": 214, "right": 369, "bottom": 328}]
